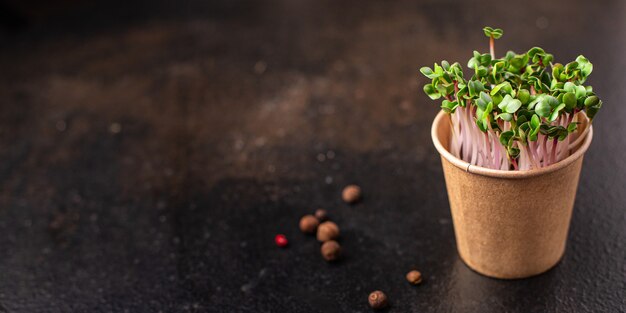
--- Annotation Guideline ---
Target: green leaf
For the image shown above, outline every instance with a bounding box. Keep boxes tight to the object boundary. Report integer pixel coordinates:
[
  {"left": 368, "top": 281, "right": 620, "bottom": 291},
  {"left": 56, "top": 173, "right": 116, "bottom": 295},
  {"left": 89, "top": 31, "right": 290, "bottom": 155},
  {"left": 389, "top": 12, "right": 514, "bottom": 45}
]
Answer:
[
  {"left": 543, "top": 53, "right": 553, "bottom": 64},
  {"left": 451, "top": 64, "right": 464, "bottom": 78},
  {"left": 476, "top": 116, "right": 488, "bottom": 132},
  {"left": 468, "top": 57, "right": 479, "bottom": 69},
  {"left": 490, "top": 81, "right": 510, "bottom": 96},
  {"left": 423, "top": 84, "right": 441, "bottom": 100},
  {"left": 509, "top": 56, "right": 525, "bottom": 70},
  {"left": 475, "top": 66, "right": 488, "bottom": 77},
  {"left": 507, "top": 147, "right": 520, "bottom": 158},
  {"left": 581, "top": 63, "right": 593, "bottom": 78},
  {"left": 530, "top": 114, "right": 540, "bottom": 128},
  {"left": 434, "top": 63, "right": 444, "bottom": 76},
  {"left": 480, "top": 91, "right": 492, "bottom": 104},
  {"left": 468, "top": 80, "right": 484, "bottom": 98},
  {"left": 485, "top": 101, "right": 493, "bottom": 115},
  {"left": 551, "top": 79, "right": 564, "bottom": 90},
  {"left": 517, "top": 113, "right": 529, "bottom": 124},
  {"left": 536, "top": 99, "right": 551, "bottom": 117},
  {"left": 420, "top": 67, "right": 437, "bottom": 79},
  {"left": 456, "top": 86, "right": 468, "bottom": 102},
  {"left": 498, "top": 95, "right": 522, "bottom": 114},
  {"left": 565, "top": 61, "right": 579, "bottom": 72},
  {"left": 483, "top": 26, "right": 493, "bottom": 37},
  {"left": 546, "top": 95, "right": 560, "bottom": 108},
  {"left": 519, "top": 122, "right": 529, "bottom": 142},
  {"left": 491, "top": 61, "right": 505, "bottom": 80},
  {"left": 527, "top": 94, "right": 543, "bottom": 110},
  {"left": 505, "top": 98, "right": 522, "bottom": 113},
  {"left": 440, "top": 72, "right": 452, "bottom": 84},
  {"left": 497, "top": 113, "right": 513, "bottom": 121},
  {"left": 500, "top": 130, "right": 514, "bottom": 146},
  {"left": 575, "top": 55, "right": 588, "bottom": 64},
  {"left": 492, "top": 93, "right": 503, "bottom": 105},
  {"left": 584, "top": 95, "right": 599, "bottom": 107},
  {"left": 491, "top": 28, "right": 503, "bottom": 39},
  {"left": 552, "top": 63, "right": 564, "bottom": 80},
  {"left": 563, "top": 92, "right": 577, "bottom": 110},
  {"left": 576, "top": 55, "right": 593, "bottom": 78},
  {"left": 441, "top": 60, "right": 450, "bottom": 71},
  {"left": 529, "top": 128, "right": 539, "bottom": 141},
  {"left": 527, "top": 47, "right": 545, "bottom": 58},
  {"left": 479, "top": 54, "right": 492, "bottom": 66},
  {"left": 517, "top": 89, "right": 530, "bottom": 105},
  {"left": 540, "top": 70, "right": 551, "bottom": 86},
  {"left": 441, "top": 100, "right": 458, "bottom": 113},
  {"left": 586, "top": 100, "right": 602, "bottom": 119},
  {"left": 476, "top": 91, "right": 490, "bottom": 110},
  {"left": 436, "top": 83, "right": 449, "bottom": 95},
  {"left": 567, "top": 122, "right": 578, "bottom": 133},
  {"left": 528, "top": 117, "right": 540, "bottom": 141},
  {"left": 548, "top": 103, "right": 566, "bottom": 122}
]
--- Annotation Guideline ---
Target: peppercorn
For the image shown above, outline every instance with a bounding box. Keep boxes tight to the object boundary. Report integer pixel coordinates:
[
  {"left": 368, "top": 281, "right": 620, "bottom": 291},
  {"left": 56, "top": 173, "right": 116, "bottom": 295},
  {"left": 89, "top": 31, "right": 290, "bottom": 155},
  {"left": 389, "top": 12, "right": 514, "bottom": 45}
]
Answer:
[
  {"left": 321, "top": 240, "right": 341, "bottom": 261},
  {"left": 342, "top": 184, "right": 361, "bottom": 204},
  {"left": 316, "top": 221, "right": 340, "bottom": 242},
  {"left": 314, "top": 209, "right": 328, "bottom": 221},
  {"left": 368, "top": 290, "right": 388, "bottom": 310},
  {"left": 274, "top": 234, "right": 288, "bottom": 247},
  {"left": 299, "top": 215, "right": 319, "bottom": 234},
  {"left": 406, "top": 270, "right": 423, "bottom": 285}
]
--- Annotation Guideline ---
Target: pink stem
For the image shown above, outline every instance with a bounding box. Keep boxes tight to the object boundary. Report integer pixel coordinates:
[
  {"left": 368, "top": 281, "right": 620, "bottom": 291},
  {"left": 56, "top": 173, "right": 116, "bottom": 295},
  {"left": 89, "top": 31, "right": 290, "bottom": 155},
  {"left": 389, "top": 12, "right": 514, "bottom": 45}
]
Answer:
[{"left": 550, "top": 138, "right": 558, "bottom": 165}]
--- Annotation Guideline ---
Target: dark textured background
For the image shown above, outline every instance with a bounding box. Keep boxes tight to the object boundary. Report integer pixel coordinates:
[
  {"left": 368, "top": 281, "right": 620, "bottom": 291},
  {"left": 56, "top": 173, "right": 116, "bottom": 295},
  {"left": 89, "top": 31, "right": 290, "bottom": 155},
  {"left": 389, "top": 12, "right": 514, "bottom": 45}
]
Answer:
[{"left": 0, "top": 0, "right": 624, "bottom": 312}]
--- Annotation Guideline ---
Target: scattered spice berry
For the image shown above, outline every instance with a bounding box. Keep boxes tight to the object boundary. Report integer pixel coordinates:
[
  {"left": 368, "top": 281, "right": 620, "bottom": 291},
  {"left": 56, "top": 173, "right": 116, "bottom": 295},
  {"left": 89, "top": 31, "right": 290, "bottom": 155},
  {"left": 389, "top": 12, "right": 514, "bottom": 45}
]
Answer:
[
  {"left": 316, "top": 221, "right": 340, "bottom": 242},
  {"left": 368, "top": 290, "right": 388, "bottom": 310},
  {"left": 406, "top": 270, "right": 423, "bottom": 285},
  {"left": 314, "top": 209, "right": 328, "bottom": 221},
  {"left": 299, "top": 215, "right": 319, "bottom": 234},
  {"left": 274, "top": 234, "right": 288, "bottom": 247},
  {"left": 342, "top": 184, "right": 361, "bottom": 204},
  {"left": 320, "top": 240, "right": 341, "bottom": 261}
]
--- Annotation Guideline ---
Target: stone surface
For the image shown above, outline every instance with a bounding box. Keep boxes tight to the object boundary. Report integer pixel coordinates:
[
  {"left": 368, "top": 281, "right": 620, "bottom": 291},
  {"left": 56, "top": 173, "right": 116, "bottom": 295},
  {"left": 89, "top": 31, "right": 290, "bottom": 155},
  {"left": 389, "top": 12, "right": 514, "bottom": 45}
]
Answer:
[{"left": 0, "top": 0, "right": 624, "bottom": 312}]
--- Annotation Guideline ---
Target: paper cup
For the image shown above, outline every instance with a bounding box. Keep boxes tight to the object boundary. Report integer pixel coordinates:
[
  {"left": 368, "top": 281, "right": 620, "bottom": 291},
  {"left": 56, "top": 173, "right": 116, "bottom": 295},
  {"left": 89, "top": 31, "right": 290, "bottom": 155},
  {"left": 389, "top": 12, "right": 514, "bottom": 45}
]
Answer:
[{"left": 431, "top": 111, "right": 593, "bottom": 279}]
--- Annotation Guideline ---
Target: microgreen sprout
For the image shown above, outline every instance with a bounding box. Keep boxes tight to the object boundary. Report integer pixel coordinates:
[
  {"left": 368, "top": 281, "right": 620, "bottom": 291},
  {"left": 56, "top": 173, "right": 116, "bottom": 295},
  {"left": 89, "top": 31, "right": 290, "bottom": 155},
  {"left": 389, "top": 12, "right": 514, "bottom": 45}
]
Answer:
[{"left": 420, "top": 27, "right": 601, "bottom": 170}]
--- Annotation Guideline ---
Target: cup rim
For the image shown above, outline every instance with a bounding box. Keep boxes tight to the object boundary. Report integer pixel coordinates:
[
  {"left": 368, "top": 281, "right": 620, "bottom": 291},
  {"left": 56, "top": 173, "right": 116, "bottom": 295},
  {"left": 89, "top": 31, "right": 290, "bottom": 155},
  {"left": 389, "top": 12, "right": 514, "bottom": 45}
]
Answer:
[{"left": 431, "top": 110, "right": 594, "bottom": 179}]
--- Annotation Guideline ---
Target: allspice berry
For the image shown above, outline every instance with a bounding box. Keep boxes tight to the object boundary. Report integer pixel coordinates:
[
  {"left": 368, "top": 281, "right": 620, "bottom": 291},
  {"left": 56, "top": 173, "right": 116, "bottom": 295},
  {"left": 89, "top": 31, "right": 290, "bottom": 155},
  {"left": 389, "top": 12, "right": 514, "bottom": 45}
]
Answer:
[
  {"left": 314, "top": 209, "right": 328, "bottom": 221},
  {"left": 406, "top": 270, "right": 423, "bottom": 285},
  {"left": 368, "top": 290, "right": 388, "bottom": 310},
  {"left": 299, "top": 215, "right": 319, "bottom": 234},
  {"left": 342, "top": 184, "right": 361, "bottom": 204},
  {"left": 321, "top": 240, "right": 341, "bottom": 261},
  {"left": 316, "top": 221, "right": 340, "bottom": 242}
]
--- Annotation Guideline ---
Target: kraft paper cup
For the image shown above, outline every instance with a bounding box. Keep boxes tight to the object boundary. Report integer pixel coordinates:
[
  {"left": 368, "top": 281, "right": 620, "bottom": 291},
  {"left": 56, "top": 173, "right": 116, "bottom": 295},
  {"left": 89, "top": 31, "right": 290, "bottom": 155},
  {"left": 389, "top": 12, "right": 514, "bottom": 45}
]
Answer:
[{"left": 431, "top": 111, "right": 593, "bottom": 279}]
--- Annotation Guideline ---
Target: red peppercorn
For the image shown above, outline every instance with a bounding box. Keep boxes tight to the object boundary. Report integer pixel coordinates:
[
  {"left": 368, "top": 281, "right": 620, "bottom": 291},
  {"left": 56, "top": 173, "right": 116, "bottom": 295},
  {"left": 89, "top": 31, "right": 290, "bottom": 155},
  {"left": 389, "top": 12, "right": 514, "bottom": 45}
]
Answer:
[{"left": 275, "top": 234, "right": 288, "bottom": 247}]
